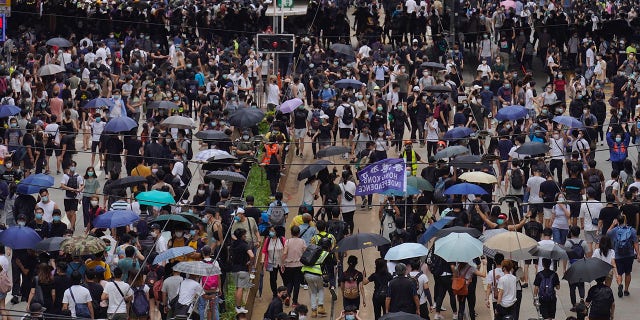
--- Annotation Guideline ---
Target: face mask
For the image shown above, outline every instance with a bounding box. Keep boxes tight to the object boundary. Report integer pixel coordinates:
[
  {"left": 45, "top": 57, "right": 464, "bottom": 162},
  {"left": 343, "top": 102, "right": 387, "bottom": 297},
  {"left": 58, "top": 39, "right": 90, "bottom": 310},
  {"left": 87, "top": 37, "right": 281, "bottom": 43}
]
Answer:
[
  {"left": 190, "top": 230, "right": 196, "bottom": 236},
  {"left": 175, "top": 232, "right": 184, "bottom": 237},
  {"left": 377, "top": 106, "right": 383, "bottom": 112},
  {"left": 356, "top": 94, "right": 363, "bottom": 99},
  {"left": 378, "top": 132, "right": 384, "bottom": 136},
  {"left": 148, "top": 93, "right": 153, "bottom": 98},
  {"left": 345, "top": 315, "right": 356, "bottom": 320},
  {"left": 506, "top": 124, "right": 512, "bottom": 129},
  {"left": 619, "top": 111, "right": 624, "bottom": 116},
  {"left": 553, "top": 134, "right": 560, "bottom": 139},
  {"left": 105, "top": 245, "right": 112, "bottom": 252},
  {"left": 616, "top": 137, "right": 622, "bottom": 143},
  {"left": 35, "top": 213, "right": 43, "bottom": 220},
  {"left": 91, "top": 200, "right": 98, "bottom": 206},
  {"left": 198, "top": 189, "right": 206, "bottom": 195},
  {"left": 109, "top": 34, "right": 114, "bottom": 38},
  {"left": 211, "top": 121, "right": 217, "bottom": 127},
  {"left": 234, "top": 216, "right": 241, "bottom": 222},
  {"left": 88, "top": 171, "right": 95, "bottom": 177},
  {"left": 269, "top": 231, "right": 276, "bottom": 238},
  {"left": 547, "top": 88, "right": 552, "bottom": 92},
  {"left": 484, "top": 86, "right": 490, "bottom": 91},
  {"left": 324, "top": 84, "right": 330, "bottom": 88},
  {"left": 10, "top": 123, "right": 17, "bottom": 128},
  {"left": 41, "top": 196, "right": 49, "bottom": 202},
  {"left": 113, "top": 95, "right": 121, "bottom": 100},
  {"left": 558, "top": 197, "right": 566, "bottom": 203},
  {"left": 95, "top": 117, "right": 101, "bottom": 123},
  {"left": 5, "top": 163, "right": 11, "bottom": 169},
  {"left": 496, "top": 219, "right": 504, "bottom": 225},
  {"left": 400, "top": 68, "right": 406, "bottom": 73},
  {"left": 542, "top": 109, "right": 548, "bottom": 115},
  {"left": 396, "top": 106, "right": 402, "bottom": 111},
  {"left": 504, "top": 84, "right": 511, "bottom": 89},
  {"left": 53, "top": 216, "right": 61, "bottom": 222},
  {"left": 576, "top": 95, "right": 583, "bottom": 99},
  {"left": 558, "top": 108, "right": 564, "bottom": 113},
  {"left": 18, "top": 221, "right": 25, "bottom": 226},
  {"left": 346, "top": 71, "right": 351, "bottom": 76},
  {"left": 152, "top": 168, "right": 158, "bottom": 174},
  {"left": 186, "top": 64, "right": 192, "bottom": 68},
  {"left": 69, "top": 166, "right": 76, "bottom": 172},
  {"left": 423, "top": 71, "right": 429, "bottom": 76}
]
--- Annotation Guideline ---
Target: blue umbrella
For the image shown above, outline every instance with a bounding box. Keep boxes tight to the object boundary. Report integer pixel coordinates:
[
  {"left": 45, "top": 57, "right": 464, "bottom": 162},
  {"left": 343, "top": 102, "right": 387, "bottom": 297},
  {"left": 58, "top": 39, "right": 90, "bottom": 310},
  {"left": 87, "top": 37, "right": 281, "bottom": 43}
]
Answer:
[
  {"left": 443, "top": 182, "right": 488, "bottom": 195},
  {"left": 0, "top": 226, "right": 42, "bottom": 249},
  {"left": 384, "top": 242, "right": 429, "bottom": 260},
  {"left": 443, "top": 127, "right": 474, "bottom": 140},
  {"left": 17, "top": 173, "right": 55, "bottom": 194},
  {"left": 93, "top": 210, "right": 139, "bottom": 228},
  {"left": 553, "top": 116, "right": 583, "bottom": 128},
  {"left": 104, "top": 116, "right": 137, "bottom": 133},
  {"left": 84, "top": 97, "right": 115, "bottom": 109},
  {"left": 0, "top": 105, "right": 21, "bottom": 118},
  {"left": 334, "top": 79, "right": 364, "bottom": 89},
  {"left": 495, "top": 105, "right": 527, "bottom": 121},
  {"left": 419, "top": 216, "right": 455, "bottom": 244},
  {"left": 153, "top": 246, "right": 196, "bottom": 265}
]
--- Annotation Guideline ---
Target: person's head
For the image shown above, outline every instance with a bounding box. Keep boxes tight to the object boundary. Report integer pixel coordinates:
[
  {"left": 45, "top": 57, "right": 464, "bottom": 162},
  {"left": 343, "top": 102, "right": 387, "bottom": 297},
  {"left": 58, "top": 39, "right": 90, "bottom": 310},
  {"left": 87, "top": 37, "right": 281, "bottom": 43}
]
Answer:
[
  {"left": 374, "top": 258, "right": 388, "bottom": 274},
  {"left": 34, "top": 207, "right": 44, "bottom": 221},
  {"left": 598, "top": 235, "right": 613, "bottom": 255},
  {"left": 316, "top": 220, "right": 327, "bottom": 232},
  {"left": 125, "top": 245, "right": 135, "bottom": 258},
  {"left": 343, "top": 305, "right": 358, "bottom": 320},
  {"left": 52, "top": 209, "right": 62, "bottom": 223},
  {"left": 39, "top": 189, "right": 49, "bottom": 202},
  {"left": 542, "top": 228, "right": 552, "bottom": 239},
  {"left": 70, "top": 271, "right": 83, "bottom": 285},
  {"left": 501, "top": 260, "right": 514, "bottom": 273},
  {"left": 234, "top": 228, "right": 247, "bottom": 241},
  {"left": 112, "top": 267, "right": 124, "bottom": 279},
  {"left": 606, "top": 193, "right": 616, "bottom": 204},
  {"left": 277, "top": 286, "right": 288, "bottom": 300},
  {"left": 617, "top": 214, "right": 627, "bottom": 226},
  {"left": 347, "top": 255, "right": 358, "bottom": 269},
  {"left": 569, "top": 225, "right": 581, "bottom": 238},
  {"left": 542, "top": 258, "right": 552, "bottom": 270},
  {"left": 494, "top": 252, "right": 505, "bottom": 266},
  {"left": 290, "top": 225, "right": 300, "bottom": 237},
  {"left": 395, "top": 262, "right": 407, "bottom": 276}
]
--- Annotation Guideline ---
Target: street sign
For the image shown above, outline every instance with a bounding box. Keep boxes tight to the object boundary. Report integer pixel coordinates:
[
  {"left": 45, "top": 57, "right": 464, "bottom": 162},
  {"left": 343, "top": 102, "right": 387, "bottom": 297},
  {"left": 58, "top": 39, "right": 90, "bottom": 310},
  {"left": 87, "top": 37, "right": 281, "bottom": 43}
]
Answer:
[{"left": 276, "top": 0, "right": 293, "bottom": 8}]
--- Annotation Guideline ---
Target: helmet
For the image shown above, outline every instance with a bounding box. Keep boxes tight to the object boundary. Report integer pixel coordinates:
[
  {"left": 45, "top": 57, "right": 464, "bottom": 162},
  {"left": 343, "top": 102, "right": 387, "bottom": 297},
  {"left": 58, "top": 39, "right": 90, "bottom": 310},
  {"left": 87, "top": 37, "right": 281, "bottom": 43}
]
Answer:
[{"left": 404, "top": 140, "right": 412, "bottom": 146}]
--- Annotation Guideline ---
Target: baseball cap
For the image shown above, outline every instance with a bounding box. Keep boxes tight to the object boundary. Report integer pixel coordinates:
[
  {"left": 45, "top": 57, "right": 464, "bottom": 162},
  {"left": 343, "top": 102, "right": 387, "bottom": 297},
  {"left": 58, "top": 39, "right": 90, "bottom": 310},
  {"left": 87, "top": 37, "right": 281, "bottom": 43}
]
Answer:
[
  {"left": 150, "top": 223, "right": 161, "bottom": 230},
  {"left": 498, "top": 214, "right": 507, "bottom": 220}
]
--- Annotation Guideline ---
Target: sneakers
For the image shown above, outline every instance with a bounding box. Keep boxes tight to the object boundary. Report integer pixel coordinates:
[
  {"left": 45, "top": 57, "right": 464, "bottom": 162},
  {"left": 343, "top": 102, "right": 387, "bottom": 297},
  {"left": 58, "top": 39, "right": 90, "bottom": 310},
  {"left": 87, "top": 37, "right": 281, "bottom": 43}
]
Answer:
[
  {"left": 434, "top": 314, "right": 444, "bottom": 320},
  {"left": 619, "top": 284, "right": 624, "bottom": 297},
  {"left": 624, "top": 291, "right": 630, "bottom": 296},
  {"left": 235, "top": 306, "right": 248, "bottom": 313},
  {"left": 302, "top": 284, "right": 309, "bottom": 290},
  {"left": 10, "top": 296, "right": 19, "bottom": 305}
]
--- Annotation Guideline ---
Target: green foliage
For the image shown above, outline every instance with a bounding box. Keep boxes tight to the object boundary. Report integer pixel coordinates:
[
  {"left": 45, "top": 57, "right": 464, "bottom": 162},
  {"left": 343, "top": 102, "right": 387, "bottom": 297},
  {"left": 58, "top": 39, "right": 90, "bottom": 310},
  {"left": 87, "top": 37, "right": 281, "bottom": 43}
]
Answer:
[
  {"left": 243, "top": 164, "right": 271, "bottom": 209},
  {"left": 258, "top": 110, "right": 275, "bottom": 134},
  {"left": 221, "top": 276, "right": 237, "bottom": 320}
]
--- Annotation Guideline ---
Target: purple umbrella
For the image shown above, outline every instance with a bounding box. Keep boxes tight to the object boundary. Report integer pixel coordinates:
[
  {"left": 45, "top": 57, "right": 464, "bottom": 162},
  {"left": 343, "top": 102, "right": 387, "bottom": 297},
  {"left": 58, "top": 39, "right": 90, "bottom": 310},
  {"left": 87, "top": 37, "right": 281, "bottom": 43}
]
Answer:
[{"left": 278, "top": 98, "right": 303, "bottom": 114}]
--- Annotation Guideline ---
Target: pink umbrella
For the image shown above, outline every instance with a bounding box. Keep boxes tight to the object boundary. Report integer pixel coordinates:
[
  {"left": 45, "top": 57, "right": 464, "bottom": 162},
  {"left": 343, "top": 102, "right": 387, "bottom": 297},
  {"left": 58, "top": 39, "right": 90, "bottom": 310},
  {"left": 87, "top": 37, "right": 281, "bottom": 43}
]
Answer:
[
  {"left": 500, "top": 0, "right": 516, "bottom": 9},
  {"left": 278, "top": 98, "right": 303, "bottom": 114}
]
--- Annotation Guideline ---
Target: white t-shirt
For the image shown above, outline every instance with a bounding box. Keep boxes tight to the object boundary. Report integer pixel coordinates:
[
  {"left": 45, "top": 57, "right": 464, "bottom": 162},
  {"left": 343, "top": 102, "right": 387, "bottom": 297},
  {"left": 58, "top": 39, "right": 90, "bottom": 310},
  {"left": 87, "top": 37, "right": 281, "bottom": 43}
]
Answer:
[
  {"left": 335, "top": 104, "right": 354, "bottom": 129},
  {"left": 485, "top": 267, "right": 505, "bottom": 302},
  {"left": 497, "top": 273, "right": 518, "bottom": 307},
  {"left": 104, "top": 280, "right": 133, "bottom": 314},
  {"left": 527, "top": 176, "right": 546, "bottom": 203},
  {"left": 339, "top": 181, "right": 357, "bottom": 213},
  {"left": 579, "top": 200, "right": 604, "bottom": 232},
  {"left": 549, "top": 137, "right": 565, "bottom": 160},
  {"left": 155, "top": 235, "right": 168, "bottom": 254},
  {"left": 63, "top": 285, "right": 93, "bottom": 317},
  {"left": 90, "top": 121, "right": 106, "bottom": 142},
  {"left": 0, "top": 255, "right": 9, "bottom": 273},
  {"left": 177, "top": 278, "right": 205, "bottom": 305},
  {"left": 172, "top": 161, "right": 185, "bottom": 187},
  {"left": 409, "top": 270, "right": 429, "bottom": 305},
  {"left": 592, "top": 248, "right": 615, "bottom": 265}
]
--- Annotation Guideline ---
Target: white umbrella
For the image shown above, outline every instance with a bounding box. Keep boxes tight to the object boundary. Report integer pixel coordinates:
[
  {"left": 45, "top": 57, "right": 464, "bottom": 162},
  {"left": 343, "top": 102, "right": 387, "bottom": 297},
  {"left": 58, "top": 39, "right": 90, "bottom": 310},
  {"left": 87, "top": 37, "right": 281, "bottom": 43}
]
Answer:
[{"left": 38, "top": 64, "right": 66, "bottom": 76}]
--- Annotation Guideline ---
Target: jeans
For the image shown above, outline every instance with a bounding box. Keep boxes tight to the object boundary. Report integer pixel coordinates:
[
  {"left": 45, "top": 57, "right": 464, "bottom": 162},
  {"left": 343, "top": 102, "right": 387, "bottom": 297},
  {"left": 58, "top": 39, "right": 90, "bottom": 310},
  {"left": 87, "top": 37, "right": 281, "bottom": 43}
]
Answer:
[
  {"left": 284, "top": 267, "right": 303, "bottom": 304},
  {"left": 198, "top": 295, "right": 219, "bottom": 320},
  {"left": 372, "top": 294, "right": 386, "bottom": 319},
  {"left": 305, "top": 273, "right": 324, "bottom": 310},
  {"left": 569, "top": 282, "right": 585, "bottom": 306},
  {"left": 434, "top": 275, "right": 457, "bottom": 313},
  {"left": 552, "top": 228, "right": 568, "bottom": 246}
]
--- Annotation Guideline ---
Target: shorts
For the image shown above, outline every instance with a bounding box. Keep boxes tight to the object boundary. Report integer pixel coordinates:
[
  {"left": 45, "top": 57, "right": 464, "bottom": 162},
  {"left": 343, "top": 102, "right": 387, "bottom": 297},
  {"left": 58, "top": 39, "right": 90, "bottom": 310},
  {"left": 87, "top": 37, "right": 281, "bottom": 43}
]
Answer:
[
  {"left": 91, "top": 141, "right": 100, "bottom": 153},
  {"left": 543, "top": 208, "right": 553, "bottom": 220},
  {"left": 615, "top": 257, "right": 634, "bottom": 275},
  {"left": 233, "top": 271, "right": 252, "bottom": 288},
  {"left": 294, "top": 128, "right": 307, "bottom": 139},
  {"left": 539, "top": 299, "right": 557, "bottom": 319},
  {"left": 54, "top": 147, "right": 62, "bottom": 156},
  {"left": 529, "top": 203, "right": 543, "bottom": 216},
  {"left": 339, "top": 128, "right": 352, "bottom": 139},
  {"left": 584, "top": 230, "right": 599, "bottom": 243},
  {"left": 64, "top": 199, "right": 79, "bottom": 211},
  {"left": 568, "top": 201, "right": 581, "bottom": 218},
  {"left": 524, "top": 259, "right": 534, "bottom": 265}
]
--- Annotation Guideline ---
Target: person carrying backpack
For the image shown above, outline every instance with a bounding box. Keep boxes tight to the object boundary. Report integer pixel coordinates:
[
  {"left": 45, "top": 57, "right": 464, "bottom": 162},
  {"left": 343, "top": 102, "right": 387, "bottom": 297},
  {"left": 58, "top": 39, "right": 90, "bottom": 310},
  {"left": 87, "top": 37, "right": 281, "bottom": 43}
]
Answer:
[
  {"left": 267, "top": 192, "right": 289, "bottom": 228},
  {"left": 565, "top": 226, "right": 588, "bottom": 310},
  {"left": 607, "top": 214, "right": 640, "bottom": 298},
  {"left": 335, "top": 96, "right": 355, "bottom": 152},
  {"left": 505, "top": 159, "right": 525, "bottom": 202},
  {"left": 339, "top": 255, "right": 365, "bottom": 311},
  {"left": 533, "top": 258, "right": 560, "bottom": 320}
]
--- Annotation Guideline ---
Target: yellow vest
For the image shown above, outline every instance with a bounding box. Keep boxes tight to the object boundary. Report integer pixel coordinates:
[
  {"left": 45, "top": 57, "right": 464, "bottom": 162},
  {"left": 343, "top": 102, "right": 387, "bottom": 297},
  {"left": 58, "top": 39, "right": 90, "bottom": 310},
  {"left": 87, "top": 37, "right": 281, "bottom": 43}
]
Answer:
[
  {"left": 301, "top": 251, "right": 329, "bottom": 275},
  {"left": 402, "top": 150, "right": 418, "bottom": 176}
]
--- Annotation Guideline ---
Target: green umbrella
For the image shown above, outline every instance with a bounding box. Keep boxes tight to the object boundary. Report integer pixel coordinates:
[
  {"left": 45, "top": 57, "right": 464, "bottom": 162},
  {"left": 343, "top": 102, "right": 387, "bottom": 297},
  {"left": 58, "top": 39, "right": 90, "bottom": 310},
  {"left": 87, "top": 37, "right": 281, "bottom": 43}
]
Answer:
[
  {"left": 179, "top": 212, "right": 202, "bottom": 225},
  {"left": 151, "top": 214, "right": 193, "bottom": 231},
  {"left": 136, "top": 190, "right": 176, "bottom": 206},
  {"left": 407, "top": 176, "right": 434, "bottom": 191}
]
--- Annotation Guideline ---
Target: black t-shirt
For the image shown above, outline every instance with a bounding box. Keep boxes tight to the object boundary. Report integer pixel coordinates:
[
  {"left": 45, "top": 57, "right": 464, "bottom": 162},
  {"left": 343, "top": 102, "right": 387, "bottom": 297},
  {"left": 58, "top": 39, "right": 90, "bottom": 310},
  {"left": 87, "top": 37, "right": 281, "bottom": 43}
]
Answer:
[
  {"left": 533, "top": 269, "right": 560, "bottom": 296},
  {"left": 368, "top": 271, "right": 393, "bottom": 296},
  {"left": 562, "top": 177, "right": 584, "bottom": 199},
  {"left": 620, "top": 203, "right": 639, "bottom": 230},
  {"left": 27, "top": 220, "right": 50, "bottom": 239},
  {"left": 586, "top": 284, "right": 614, "bottom": 318},
  {"left": 60, "top": 134, "right": 75, "bottom": 152},
  {"left": 244, "top": 206, "right": 262, "bottom": 223},
  {"left": 292, "top": 108, "right": 309, "bottom": 129},
  {"left": 524, "top": 220, "right": 544, "bottom": 241},
  {"left": 320, "top": 182, "right": 341, "bottom": 205},
  {"left": 230, "top": 239, "right": 250, "bottom": 272},
  {"left": 599, "top": 206, "right": 621, "bottom": 233},
  {"left": 52, "top": 274, "right": 71, "bottom": 311},
  {"left": 124, "top": 138, "right": 142, "bottom": 162},
  {"left": 106, "top": 137, "right": 124, "bottom": 161},
  {"left": 387, "top": 276, "right": 418, "bottom": 313},
  {"left": 49, "top": 221, "right": 68, "bottom": 237},
  {"left": 539, "top": 180, "right": 560, "bottom": 209},
  {"left": 449, "top": 209, "right": 469, "bottom": 227}
]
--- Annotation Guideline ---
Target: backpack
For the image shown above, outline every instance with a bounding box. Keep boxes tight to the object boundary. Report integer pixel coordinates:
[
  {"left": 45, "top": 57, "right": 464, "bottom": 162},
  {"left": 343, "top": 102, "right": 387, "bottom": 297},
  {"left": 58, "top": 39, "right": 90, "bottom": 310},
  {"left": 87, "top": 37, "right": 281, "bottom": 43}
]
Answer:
[
  {"left": 327, "top": 220, "right": 347, "bottom": 243},
  {"left": 342, "top": 276, "right": 359, "bottom": 299},
  {"left": 300, "top": 244, "right": 323, "bottom": 266},
  {"left": 65, "top": 174, "right": 79, "bottom": 198},
  {"left": 294, "top": 108, "right": 308, "bottom": 122},
  {"left": 341, "top": 105, "right": 354, "bottom": 125},
  {"left": 434, "top": 178, "right": 447, "bottom": 203},
  {"left": 567, "top": 239, "right": 586, "bottom": 263},
  {"left": 615, "top": 226, "right": 635, "bottom": 257},
  {"left": 186, "top": 141, "right": 194, "bottom": 160},
  {"left": 152, "top": 279, "right": 164, "bottom": 303},
  {"left": 624, "top": 172, "right": 634, "bottom": 191},
  {"left": 588, "top": 173, "right": 602, "bottom": 194},
  {"left": 132, "top": 286, "right": 150, "bottom": 316},
  {"left": 269, "top": 201, "right": 286, "bottom": 226},
  {"left": 311, "top": 109, "right": 322, "bottom": 130},
  {"left": 538, "top": 272, "right": 556, "bottom": 302},
  {"left": 145, "top": 265, "right": 160, "bottom": 287},
  {"left": 69, "top": 287, "right": 92, "bottom": 318},
  {"left": 180, "top": 163, "right": 193, "bottom": 185},
  {"left": 411, "top": 271, "right": 424, "bottom": 297},
  {"left": 426, "top": 247, "right": 448, "bottom": 277},
  {"left": 0, "top": 271, "right": 11, "bottom": 294},
  {"left": 510, "top": 169, "right": 524, "bottom": 190},
  {"left": 604, "top": 181, "right": 615, "bottom": 198}
]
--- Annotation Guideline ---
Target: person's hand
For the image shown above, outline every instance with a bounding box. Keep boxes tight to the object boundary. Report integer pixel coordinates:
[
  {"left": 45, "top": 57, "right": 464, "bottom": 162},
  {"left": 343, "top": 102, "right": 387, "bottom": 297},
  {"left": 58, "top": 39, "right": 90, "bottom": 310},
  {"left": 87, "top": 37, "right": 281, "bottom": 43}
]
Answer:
[{"left": 486, "top": 300, "right": 491, "bottom": 308}]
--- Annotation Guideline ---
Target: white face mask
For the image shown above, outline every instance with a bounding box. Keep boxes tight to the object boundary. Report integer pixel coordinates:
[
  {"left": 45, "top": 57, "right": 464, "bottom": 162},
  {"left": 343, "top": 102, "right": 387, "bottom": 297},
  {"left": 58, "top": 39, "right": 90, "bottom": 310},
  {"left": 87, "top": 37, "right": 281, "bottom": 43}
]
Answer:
[
  {"left": 198, "top": 190, "right": 205, "bottom": 195},
  {"left": 91, "top": 200, "right": 98, "bottom": 206}
]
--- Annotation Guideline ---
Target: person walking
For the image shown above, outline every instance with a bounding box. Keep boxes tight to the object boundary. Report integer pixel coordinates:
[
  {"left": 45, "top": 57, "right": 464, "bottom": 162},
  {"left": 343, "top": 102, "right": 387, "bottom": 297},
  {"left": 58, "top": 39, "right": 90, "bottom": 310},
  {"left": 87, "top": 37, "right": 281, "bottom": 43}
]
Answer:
[
  {"left": 282, "top": 226, "right": 307, "bottom": 308},
  {"left": 592, "top": 235, "right": 619, "bottom": 287},
  {"left": 230, "top": 228, "right": 255, "bottom": 313},
  {"left": 496, "top": 260, "right": 518, "bottom": 319},
  {"left": 262, "top": 226, "right": 286, "bottom": 298},
  {"left": 452, "top": 260, "right": 486, "bottom": 320},
  {"left": 607, "top": 214, "right": 640, "bottom": 297},
  {"left": 263, "top": 286, "right": 289, "bottom": 320},
  {"left": 62, "top": 271, "right": 94, "bottom": 319},
  {"left": 363, "top": 258, "right": 393, "bottom": 320},
  {"left": 533, "top": 258, "right": 560, "bottom": 320},
  {"left": 102, "top": 267, "right": 133, "bottom": 320},
  {"left": 302, "top": 236, "right": 333, "bottom": 318},
  {"left": 565, "top": 226, "right": 589, "bottom": 310},
  {"left": 585, "top": 276, "right": 615, "bottom": 320},
  {"left": 385, "top": 263, "right": 420, "bottom": 316},
  {"left": 339, "top": 255, "right": 365, "bottom": 311}
]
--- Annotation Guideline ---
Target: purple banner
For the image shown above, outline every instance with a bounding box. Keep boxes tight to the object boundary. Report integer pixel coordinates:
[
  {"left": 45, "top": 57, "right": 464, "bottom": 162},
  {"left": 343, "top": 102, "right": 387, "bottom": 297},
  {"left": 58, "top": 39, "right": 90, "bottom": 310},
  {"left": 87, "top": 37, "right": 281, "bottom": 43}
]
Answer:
[{"left": 355, "top": 158, "right": 406, "bottom": 196}]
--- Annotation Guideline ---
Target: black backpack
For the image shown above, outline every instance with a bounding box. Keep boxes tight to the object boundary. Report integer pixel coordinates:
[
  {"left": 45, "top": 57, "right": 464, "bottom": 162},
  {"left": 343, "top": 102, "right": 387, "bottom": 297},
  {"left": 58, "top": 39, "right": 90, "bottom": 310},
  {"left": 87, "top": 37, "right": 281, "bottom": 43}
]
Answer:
[
  {"left": 567, "top": 239, "right": 586, "bottom": 263},
  {"left": 300, "top": 244, "right": 323, "bottom": 266},
  {"left": 511, "top": 168, "right": 524, "bottom": 190},
  {"left": 327, "top": 220, "right": 347, "bottom": 243},
  {"left": 180, "top": 162, "right": 192, "bottom": 185},
  {"left": 588, "top": 173, "right": 602, "bottom": 194},
  {"left": 426, "top": 247, "right": 448, "bottom": 277},
  {"left": 341, "top": 105, "right": 354, "bottom": 125}
]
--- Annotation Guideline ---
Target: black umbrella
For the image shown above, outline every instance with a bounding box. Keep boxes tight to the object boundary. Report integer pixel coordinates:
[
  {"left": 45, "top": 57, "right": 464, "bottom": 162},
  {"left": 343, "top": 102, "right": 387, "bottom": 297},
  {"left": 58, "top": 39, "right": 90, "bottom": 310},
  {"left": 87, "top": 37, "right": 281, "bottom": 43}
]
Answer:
[
  {"left": 317, "top": 146, "right": 350, "bottom": 158},
  {"left": 334, "top": 79, "right": 364, "bottom": 89},
  {"left": 202, "top": 157, "right": 237, "bottom": 171},
  {"left": 563, "top": 258, "right": 612, "bottom": 284},
  {"left": 529, "top": 244, "right": 569, "bottom": 260},
  {"left": 206, "top": 171, "right": 247, "bottom": 182},
  {"left": 195, "top": 130, "right": 228, "bottom": 140},
  {"left": 151, "top": 215, "right": 193, "bottom": 231},
  {"left": 330, "top": 43, "right": 355, "bottom": 56},
  {"left": 227, "top": 108, "right": 265, "bottom": 128},
  {"left": 110, "top": 176, "right": 147, "bottom": 189},
  {"left": 148, "top": 101, "right": 179, "bottom": 109},
  {"left": 421, "top": 62, "right": 446, "bottom": 70},
  {"left": 424, "top": 85, "right": 452, "bottom": 93},
  {"left": 35, "top": 237, "right": 66, "bottom": 252},
  {"left": 450, "top": 155, "right": 491, "bottom": 170},
  {"left": 298, "top": 160, "right": 334, "bottom": 181},
  {"left": 335, "top": 233, "right": 390, "bottom": 252},
  {"left": 380, "top": 312, "right": 423, "bottom": 320},
  {"left": 514, "top": 142, "right": 550, "bottom": 155},
  {"left": 46, "top": 37, "right": 72, "bottom": 47},
  {"left": 435, "top": 226, "right": 482, "bottom": 239}
]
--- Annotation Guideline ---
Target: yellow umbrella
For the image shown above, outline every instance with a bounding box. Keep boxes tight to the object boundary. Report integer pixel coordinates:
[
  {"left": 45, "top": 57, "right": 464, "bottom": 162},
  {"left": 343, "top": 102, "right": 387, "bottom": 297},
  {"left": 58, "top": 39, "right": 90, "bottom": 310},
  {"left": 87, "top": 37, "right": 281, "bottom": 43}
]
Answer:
[
  {"left": 483, "top": 231, "right": 538, "bottom": 260},
  {"left": 459, "top": 171, "right": 498, "bottom": 184}
]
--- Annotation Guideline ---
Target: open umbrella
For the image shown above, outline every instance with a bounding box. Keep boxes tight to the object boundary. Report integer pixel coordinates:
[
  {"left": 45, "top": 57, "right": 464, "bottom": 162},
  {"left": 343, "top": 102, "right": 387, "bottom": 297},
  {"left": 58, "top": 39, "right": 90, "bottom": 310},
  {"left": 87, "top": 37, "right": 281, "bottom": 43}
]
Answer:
[
  {"left": 38, "top": 64, "right": 66, "bottom": 77},
  {"left": 194, "top": 149, "right": 234, "bottom": 162},
  {"left": 136, "top": 190, "right": 176, "bottom": 206},
  {"left": 384, "top": 242, "right": 429, "bottom": 260},
  {"left": 161, "top": 116, "right": 196, "bottom": 129},
  {"left": 298, "top": 160, "right": 333, "bottom": 181},
  {"left": 153, "top": 246, "right": 196, "bottom": 265},
  {"left": 17, "top": 174, "right": 55, "bottom": 194},
  {"left": 450, "top": 155, "right": 491, "bottom": 170},
  {"left": 443, "top": 127, "right": 474, "bottom": 140},
  {"left": 529, "top": 244, "right": 569, "bottom": 260},
  {"left": 380, "top": 186, "right": 420, "bottom": 196},
  {"left": 173, "top": 261, "right": 221, "bottom": 276},
  {"left": 178, "top": 212, "right": 202, "bottom": 225},
  {"left": 443, "top": 183, "right": 488, "bottom": 195},
  {"left": 317, "top": 146, "right": 350, "bottom": 158},
  {"left": 35, "top": 237, "right": 66, "bottom": 252},
  {"left": 151, "top": 214, "right": 192, "bottom": 230},
  {"left": 435, "top": 226, "right": 482, "bottom": 239},
  {"left": 195, "top": 130, "right": 228, "bottom": 141},
  {"left": 380, "top": 312, "right": 423, "bottom": 320},
  {"left": 0, "top": 105, "right": 21, "bottom": 118},
  {"left": 434, "top": 232, "right": 484, "bottom": 262},
  {"left": 205, "top": 171, "right": 247, "bottom": 182},
  {"left": 434, "top": 146, "right": 469, "bottom": 160},
  {"left": 278, "top": 98, "right": 304, "bottom": 114},
  {"left": 419, "top": 216, "right": 455, "bottom": 244},
  {"left": 421, "top": 62, "right": 446, "bottom": 70},
  {"left": 335, "top": 233, "right": 389, "bottom": 252},
  {"left": 0, "top": 226, "right": 42, "bottom": 249},
  {"left": 515, "top": 142, "right": 550, "bottom": 155},
  {"left": 84, "top": 97, "right": 115, "bottom": 109},
  {"left": 407, "top": 176, "right": 434, "bottom": 191},
  {"left": 424, "top": 85, "right": 452, "bottom": 93},
  {"left": 148, "top": 101, "right": 179, "bottom": 109},
  {"left": 228, "top": 108, "right": 265, "bottom": 127},
  {"left": 479, "top": 228, "right": 508, "bottom": 242},
  {"left": 330, "top": 43, "right": 355, "bottom": 56},
  {"left": 459, "top": 172, "right": 498, "bottom": 184},
  {"left": 484, "top": 231, "right": 538, "bottom": 260},
  {"left": 46, "top": 37, "right": 72, "bottom": 47},
  {"left": 553, "top": 116, "right": 583, "bottom": 128},
  {"left": 110, "top": 176, "right": 147, "bottom": 189},
  {"left": 60, "top": 236, "right": 106, "bottom": 255},
  {"left": 495, "top": 105, "right": 527, "bottom": 121},
  {"left": 334, "top": 79, "right": 364, "bottom": 89},
  {"left": 104, "top": 116, "right": 138, "bottom": 133},
  {"left": 563, "top": 258, "right": 612, "bottom": 284},
  {"left": 93, "top": 210, "right": 140, "bottom": 228}
]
